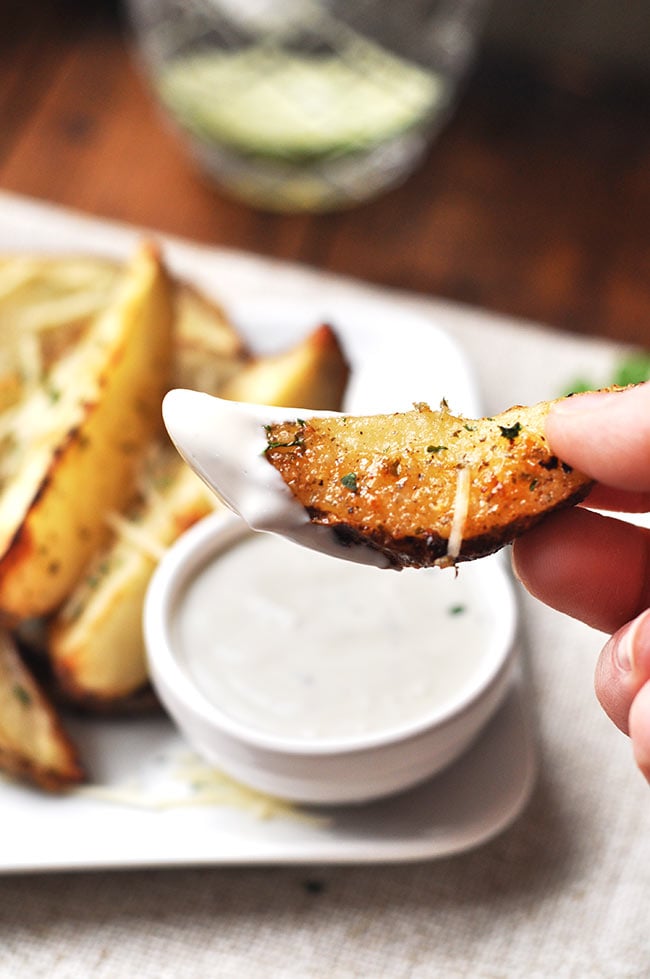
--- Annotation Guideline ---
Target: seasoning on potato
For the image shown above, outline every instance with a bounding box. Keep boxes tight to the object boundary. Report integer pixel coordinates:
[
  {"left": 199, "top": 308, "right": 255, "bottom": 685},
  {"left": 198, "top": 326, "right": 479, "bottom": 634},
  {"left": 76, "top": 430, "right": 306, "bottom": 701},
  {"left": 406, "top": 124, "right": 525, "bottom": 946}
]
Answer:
[{"left": 264, "top": 396, "right": 598, "bottom": 570}]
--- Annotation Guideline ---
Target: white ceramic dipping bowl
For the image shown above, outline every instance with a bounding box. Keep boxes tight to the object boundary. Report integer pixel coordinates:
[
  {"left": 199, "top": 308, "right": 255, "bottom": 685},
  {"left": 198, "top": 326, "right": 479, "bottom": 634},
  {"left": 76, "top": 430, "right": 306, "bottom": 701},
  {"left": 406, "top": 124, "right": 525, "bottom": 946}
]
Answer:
[{"left": 144, "top": 510, "right": 519, "bottom": 806}]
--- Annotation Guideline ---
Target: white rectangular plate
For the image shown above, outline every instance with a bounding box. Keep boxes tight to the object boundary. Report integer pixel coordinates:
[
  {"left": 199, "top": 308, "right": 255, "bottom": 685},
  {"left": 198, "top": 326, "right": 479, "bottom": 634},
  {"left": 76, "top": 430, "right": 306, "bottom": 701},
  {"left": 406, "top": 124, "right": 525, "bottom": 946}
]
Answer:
[
  {"left": 0, "top": 192, "right": 536, "bottom": 872},
  {"left": 1, "top": 673, "right": 534, "bottom": 872}
]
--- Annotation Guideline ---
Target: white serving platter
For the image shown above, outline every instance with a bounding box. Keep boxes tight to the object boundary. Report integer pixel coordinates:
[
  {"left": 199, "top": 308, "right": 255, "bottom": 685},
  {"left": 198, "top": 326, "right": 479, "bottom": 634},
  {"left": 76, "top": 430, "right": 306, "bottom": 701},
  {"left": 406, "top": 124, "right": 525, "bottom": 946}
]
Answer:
[{"left": 0, "top": 192, "right": 536, "bottom": 872}]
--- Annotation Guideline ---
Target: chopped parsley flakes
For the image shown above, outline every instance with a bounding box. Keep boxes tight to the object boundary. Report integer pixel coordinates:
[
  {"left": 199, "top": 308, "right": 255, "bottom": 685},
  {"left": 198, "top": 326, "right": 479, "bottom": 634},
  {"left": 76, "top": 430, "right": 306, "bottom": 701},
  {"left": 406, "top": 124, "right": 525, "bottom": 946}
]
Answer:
[
  {"left": 499, "top": 421, "right": 522, "bottom": 441},
  {"left": 13, "top": 684, "right": 31, "bottom": 707},
  {"left": 448, "top": 604, "right": 466, "bottom": 616}
]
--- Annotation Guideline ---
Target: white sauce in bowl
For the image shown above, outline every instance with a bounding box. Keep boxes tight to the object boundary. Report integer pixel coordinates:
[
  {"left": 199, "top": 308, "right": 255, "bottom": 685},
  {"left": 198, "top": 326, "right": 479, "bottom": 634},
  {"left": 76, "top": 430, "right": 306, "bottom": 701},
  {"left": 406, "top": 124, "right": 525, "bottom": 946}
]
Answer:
[{"left": 172, "top": 529, "right": 512, "bottom": 743}]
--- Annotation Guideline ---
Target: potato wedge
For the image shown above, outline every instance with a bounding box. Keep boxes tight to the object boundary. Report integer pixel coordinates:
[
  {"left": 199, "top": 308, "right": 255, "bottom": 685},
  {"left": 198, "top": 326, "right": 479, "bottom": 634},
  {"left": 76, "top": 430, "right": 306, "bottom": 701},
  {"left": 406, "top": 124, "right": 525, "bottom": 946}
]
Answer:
[
  {"left": 0, "top": 254, "right": 123, "bottom": 409},
  {"left": 0, "top": 242, "right": 174, "bottom": 619},
  {"left": 46, "top": 323, "right": 350, "bottom": 706},
  {"left": 220, "top": 322, "right": 350, "bottom": 410},
  {"left": 264, "top": 397, "right": 595, "bottom": 569},
  {"left": 0, "top": 628, "right": 83, "bottom": 790},
  {"left": 172, "top": 282, "right": 250, "bottom": 393},
  {"left": 48, "top": 451, "right": 215, "bottom": 704},
  {"left": 0, "top": 253, "right": 121, "bottom": 343},
  {"left": 0, "top": 254, "right": 248, "bottom": 407}
]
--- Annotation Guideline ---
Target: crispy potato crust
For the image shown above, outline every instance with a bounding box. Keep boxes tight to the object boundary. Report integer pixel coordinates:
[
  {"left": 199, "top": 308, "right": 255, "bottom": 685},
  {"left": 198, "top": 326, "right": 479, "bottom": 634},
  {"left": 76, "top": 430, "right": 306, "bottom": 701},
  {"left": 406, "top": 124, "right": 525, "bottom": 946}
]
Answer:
[
  {"left": 48, "top": 455, "right": 215, "bottom": 704},
  {"left": 0, "top": 242, "right": 175, "bottom": 618},
  {"left": 264, "top": 397, "right": 597, "bottom": 569},
  {"left": 221, "top": 323, "right": 350, "bottom": 410},
  {"left": 0, "top": 629, "right": 84, "bottom": 790}
]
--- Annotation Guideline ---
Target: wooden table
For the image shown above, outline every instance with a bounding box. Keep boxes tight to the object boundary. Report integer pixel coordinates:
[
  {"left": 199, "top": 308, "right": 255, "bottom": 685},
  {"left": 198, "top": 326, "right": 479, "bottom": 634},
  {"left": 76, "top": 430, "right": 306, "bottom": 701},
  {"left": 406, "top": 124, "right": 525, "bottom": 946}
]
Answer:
[{"left": 2, "top": 0, "right": 649, "bottom": 345}]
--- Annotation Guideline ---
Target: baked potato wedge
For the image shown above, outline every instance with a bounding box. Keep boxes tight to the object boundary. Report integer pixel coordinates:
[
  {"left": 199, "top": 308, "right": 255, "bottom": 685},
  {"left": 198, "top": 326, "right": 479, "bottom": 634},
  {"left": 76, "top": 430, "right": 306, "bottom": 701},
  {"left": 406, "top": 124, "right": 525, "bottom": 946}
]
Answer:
[
  {"left": 0, "top": 254, "right": 123, "bottom": 412},
  {"left": 0, "top": 242, "right": 174, "bottom": 619},
  {"left": 46, "top": 323, "right": 350, "bottom": 707},
  {"left": 220, "top": 322, "right": 350, "bottom": 409},
  {"left": 264, "top": 397, "right": 595, "bottom": 569},
  {"left": 0, "top": 251, "right": 249, "bottom": 412},
  {"left": 0, "top": 627, "right": 83, "bottom": 790},
  {"left": 0, "top": 253, "right": 121, "bottom": 347},
  {"left": 172, "top": 282, "right": 250, "bottom": 393},
  {"left": 48, "top": 451, "right": 215, "bottom": 705}
]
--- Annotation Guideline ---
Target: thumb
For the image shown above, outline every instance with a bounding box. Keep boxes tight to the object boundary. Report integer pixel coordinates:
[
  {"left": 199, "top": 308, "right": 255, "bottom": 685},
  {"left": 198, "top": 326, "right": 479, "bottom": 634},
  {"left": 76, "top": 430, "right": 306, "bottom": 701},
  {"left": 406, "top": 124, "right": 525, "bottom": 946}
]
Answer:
[
  {"left": 547, "top": 383, "right": 650, "bottom": 492},
  {"left": 629, "top": 681, "right": 650, "bottom": 782},
  {"left": 595, "top": 610, "right": 650, "bottom": 735}
]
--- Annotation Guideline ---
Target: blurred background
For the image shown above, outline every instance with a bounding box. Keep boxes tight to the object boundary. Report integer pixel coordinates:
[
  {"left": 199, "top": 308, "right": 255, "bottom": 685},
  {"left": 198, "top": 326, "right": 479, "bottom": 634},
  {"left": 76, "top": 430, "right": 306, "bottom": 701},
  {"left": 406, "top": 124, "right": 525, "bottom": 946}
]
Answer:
[{"left": 1, "top": 0, "right": 649, "bottom": 345}]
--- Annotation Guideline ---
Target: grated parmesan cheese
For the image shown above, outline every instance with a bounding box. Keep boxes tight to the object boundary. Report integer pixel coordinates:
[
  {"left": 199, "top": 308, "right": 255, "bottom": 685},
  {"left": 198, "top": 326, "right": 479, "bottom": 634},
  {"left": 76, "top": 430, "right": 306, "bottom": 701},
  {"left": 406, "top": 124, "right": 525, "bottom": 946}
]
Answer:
[
  {"left": 104, "top": 511, "right": 168, "bottom": 563},
  {"left": 446, "top": 466, "right": 471, "bottom": 563},
  {"left": 70, "top": 750, "right": 326, "bottom": 824}
]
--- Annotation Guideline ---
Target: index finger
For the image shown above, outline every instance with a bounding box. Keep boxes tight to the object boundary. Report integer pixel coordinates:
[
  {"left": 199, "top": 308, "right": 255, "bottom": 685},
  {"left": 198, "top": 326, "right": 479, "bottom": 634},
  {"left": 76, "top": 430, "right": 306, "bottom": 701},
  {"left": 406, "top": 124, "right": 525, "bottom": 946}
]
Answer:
[
  {"left": 512, "top": 506, "right": 650, "bottom": 635},
  {"left": 580, "top": 484, "right": 650, "bottom": 513},
  {"left": 547, "top": 383, "right": 650, "bottom": 492}
]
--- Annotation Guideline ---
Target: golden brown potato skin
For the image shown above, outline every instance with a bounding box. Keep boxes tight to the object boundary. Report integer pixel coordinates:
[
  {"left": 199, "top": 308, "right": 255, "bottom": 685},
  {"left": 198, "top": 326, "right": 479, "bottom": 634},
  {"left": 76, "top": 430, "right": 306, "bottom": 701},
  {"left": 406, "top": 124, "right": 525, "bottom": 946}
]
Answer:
[
  {"left": 0, "top": 629, "right": 84, "bottom": 790},
  {"left": 0, "top": 243, "right": 175, "bottom": 619},
  {"left": 264, "top": 398, "right": 595, "bottom": 569},
  {"left": 220, "top": 323, "right": 350, "bottom": 411},
  {"left": 48, "top": 456, "right": 215, "bottom": 706}
]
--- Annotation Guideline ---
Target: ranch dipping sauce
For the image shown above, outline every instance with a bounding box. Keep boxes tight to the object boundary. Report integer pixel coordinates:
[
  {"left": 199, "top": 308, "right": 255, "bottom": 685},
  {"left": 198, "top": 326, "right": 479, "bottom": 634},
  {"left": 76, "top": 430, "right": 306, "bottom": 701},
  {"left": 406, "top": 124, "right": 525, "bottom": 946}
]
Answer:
[{"left": 173, "top": 530, "right": 503, "bottom": 743}]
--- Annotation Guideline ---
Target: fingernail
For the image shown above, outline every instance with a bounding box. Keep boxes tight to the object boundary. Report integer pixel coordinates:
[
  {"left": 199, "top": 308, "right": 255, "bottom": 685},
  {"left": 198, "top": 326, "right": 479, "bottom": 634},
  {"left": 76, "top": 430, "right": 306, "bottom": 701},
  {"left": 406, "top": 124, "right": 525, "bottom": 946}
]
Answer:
[
  {"left": 615, "top": 609, "right": 650, "bottom": 673},
  {"left": 613, "top": 626, "right": 634, "bottom": 673},
  {"left": 552, "top": 391, "right": 620, "bottom": 415}
]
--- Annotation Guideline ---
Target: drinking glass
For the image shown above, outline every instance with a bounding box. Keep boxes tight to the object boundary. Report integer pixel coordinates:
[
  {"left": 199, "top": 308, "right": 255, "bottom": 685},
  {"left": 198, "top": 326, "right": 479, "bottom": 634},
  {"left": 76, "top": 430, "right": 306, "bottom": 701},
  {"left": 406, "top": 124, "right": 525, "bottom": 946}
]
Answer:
[{"left": 127, "top": 0, "right": 489, "bottom": 212}]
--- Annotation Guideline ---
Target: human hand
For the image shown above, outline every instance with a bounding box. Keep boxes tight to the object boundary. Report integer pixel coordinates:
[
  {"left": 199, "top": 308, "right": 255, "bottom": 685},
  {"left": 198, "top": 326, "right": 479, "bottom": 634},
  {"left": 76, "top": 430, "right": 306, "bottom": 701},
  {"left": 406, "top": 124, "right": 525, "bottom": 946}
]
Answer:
[{"left": 512, "top": 382, "right": 650, "bottom": 781}]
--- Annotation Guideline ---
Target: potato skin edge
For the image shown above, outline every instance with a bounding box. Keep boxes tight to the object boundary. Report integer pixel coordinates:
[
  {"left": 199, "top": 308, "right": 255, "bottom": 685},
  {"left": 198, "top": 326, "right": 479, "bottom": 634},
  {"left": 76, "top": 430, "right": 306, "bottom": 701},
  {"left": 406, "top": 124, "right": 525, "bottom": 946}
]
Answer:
[
  {"left": 265, "top": 397, "right": 601, "bottom": 569},
  {"left": 317, "top": 481, "right": 593, "bottom": 569}
]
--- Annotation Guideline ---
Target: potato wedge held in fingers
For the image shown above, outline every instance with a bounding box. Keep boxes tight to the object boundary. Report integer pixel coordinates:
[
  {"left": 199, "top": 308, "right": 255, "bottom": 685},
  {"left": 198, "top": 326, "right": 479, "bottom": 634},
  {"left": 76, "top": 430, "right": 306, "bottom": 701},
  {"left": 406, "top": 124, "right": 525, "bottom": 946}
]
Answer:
[
  {"left": 220, "top": 323, "right": 349, "bottom": 410},
  {"left": 0, "top": 628, "right": 84, "bottom": 790},
  {"left": 0, "top": 243, "right": 174, "bottom": 619},
  {"left": 264, "top": 398, "right": 594, "bottom": 569}
]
